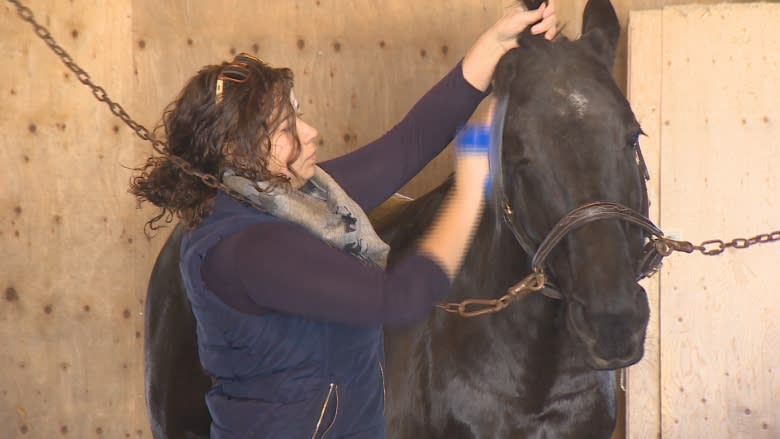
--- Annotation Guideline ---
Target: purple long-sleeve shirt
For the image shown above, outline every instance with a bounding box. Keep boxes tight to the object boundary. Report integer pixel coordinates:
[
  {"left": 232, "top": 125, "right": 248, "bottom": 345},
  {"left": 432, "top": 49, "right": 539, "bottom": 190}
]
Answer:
[{"left": 201, "top": 61, "right": 487, "bottom": 326}]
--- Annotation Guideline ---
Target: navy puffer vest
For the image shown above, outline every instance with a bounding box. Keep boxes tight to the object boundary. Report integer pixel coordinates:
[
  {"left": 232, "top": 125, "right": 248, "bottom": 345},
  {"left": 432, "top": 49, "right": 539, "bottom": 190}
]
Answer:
[{"left": 179, "top": 193, "right": 386, "bottom": 438}]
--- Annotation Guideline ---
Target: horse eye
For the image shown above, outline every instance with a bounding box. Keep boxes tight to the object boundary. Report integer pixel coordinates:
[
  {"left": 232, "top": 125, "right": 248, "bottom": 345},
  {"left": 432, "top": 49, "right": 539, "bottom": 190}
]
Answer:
[
  {"left": 506, "top": 151, "right": 530, "bottom": 170},
  {"left": 628, "top": 131, "right": 644, "bottom": 148}
]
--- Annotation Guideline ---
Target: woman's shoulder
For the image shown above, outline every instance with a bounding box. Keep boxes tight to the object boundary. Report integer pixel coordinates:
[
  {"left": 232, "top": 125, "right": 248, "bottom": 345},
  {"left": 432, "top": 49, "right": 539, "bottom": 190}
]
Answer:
[{"left": 182, "top": 192, "right": 282, "bottom": 249}]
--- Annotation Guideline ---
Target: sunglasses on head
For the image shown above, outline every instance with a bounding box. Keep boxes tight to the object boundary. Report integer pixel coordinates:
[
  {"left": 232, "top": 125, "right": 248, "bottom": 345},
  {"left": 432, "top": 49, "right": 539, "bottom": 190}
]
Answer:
[{"left": 215, "top": 52, "right": 264, "bottom": 104}]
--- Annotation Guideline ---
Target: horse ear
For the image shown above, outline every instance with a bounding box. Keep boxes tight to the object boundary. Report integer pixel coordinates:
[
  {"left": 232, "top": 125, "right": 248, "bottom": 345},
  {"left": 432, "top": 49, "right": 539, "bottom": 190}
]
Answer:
[{"left": 580, "top": 0, "right": 621, "bottom": 69}]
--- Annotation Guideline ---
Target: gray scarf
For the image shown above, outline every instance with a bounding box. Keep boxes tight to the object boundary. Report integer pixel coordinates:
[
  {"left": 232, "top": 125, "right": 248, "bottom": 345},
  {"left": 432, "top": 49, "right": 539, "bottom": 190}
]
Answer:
[{"left": 223, "top": 167, "right": 390, "bottom": 269}]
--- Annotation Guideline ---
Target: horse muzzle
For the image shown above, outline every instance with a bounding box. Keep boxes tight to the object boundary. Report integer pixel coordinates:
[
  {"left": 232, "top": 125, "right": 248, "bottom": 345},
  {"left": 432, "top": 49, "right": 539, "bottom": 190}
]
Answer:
[{"left": 566, "top": 289, "right": 649, "bottom": 370}]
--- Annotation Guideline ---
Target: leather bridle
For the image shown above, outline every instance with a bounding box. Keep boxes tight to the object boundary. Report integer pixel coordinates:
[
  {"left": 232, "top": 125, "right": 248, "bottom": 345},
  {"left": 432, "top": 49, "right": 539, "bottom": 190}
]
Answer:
[
  {"left": 501, "top": 199, "right": 666, "bottom": 301},
  {"left": 496, "top": 91, "right": 665, "bottom": 297},
  {"left": 439, "top": 94, "right": 670, "bottom": 316}
]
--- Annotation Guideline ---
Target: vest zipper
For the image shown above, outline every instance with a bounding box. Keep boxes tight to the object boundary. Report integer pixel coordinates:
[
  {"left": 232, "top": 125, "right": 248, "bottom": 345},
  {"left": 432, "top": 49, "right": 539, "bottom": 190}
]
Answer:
[
  {"left": 379, "top": 360, "right": 386, "bottom": 405},
  {"left": 312, "top": 383, "right": 339, "bottom": 439}
]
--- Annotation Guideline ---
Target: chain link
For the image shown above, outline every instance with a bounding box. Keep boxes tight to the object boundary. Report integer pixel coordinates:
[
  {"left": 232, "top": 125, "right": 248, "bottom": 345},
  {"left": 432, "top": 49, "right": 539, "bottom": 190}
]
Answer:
[
  {"left": 439, "top": 229, "right": 780, "bottom": 318},
  {"left": 8, "top": 0, "right": 268, "bottom": 212},
  {"left": 437, "top": 271, "right": 545, "bottom": 317},
  {"left": 10, "top": 0, "right": 146, "bottom": 143},
  {"left": 690, "top": 232, "right": 780, "bottom": 256},
  {"left": 652, "top": 232, "right": 780, "bottom": 258}
]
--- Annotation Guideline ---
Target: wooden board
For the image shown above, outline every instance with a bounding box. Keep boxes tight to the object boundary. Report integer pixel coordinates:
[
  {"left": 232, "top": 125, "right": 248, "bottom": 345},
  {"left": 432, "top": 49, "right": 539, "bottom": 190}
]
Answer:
[
  {"left": 626, "top": 9, "right": 663, "bottom": 439},
  {"left": 557, "top": 0, "right": 757, "bottom": 94},
  {"left": 659, "top": 4, "right": 780, "bottom": 437},
  {"left": 0, "top": 1, "right": 154, "bottom": 437},
  {"left": 628, "top": 3, "right": 780, "bottom": 437},
  {"left": 130, "top": 0, "right": 501, "bottom": 197},
  {"left": 0, "top": 1, "right": 501, "bottom": 436}
]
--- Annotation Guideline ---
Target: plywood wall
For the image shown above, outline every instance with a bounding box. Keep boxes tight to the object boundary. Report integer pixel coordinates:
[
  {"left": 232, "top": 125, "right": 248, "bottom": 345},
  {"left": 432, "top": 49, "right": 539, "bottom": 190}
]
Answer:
[
  {"left": 130, "top": 0, "right": 501, "bottom": 197},
  {"left": 558, "top": 0, "right": 759, "bottom": 93},
  {"left": 3, "top": 0, "right": 777, "bottom": 437},
  {"left": 0, "top": 0, "right": 501, "bottom": 437},
  {"left": 626, "top": 9, "right": 664, "bottom": 439},
  {"left": 0, "top": 1, "right": 152, "bottom": 437},
  {"left": 627, "top": 3, "right": 780, "bottom": 438}
]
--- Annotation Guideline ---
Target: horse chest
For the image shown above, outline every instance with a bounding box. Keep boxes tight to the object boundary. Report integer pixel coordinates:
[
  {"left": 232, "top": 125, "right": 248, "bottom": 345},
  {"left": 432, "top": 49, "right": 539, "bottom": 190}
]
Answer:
[
  {"left": 388, "top": 306, "right": 617, "bottom": 439},
  {"left": 429, "top": 366, "right": 615, "bottom": 439}
]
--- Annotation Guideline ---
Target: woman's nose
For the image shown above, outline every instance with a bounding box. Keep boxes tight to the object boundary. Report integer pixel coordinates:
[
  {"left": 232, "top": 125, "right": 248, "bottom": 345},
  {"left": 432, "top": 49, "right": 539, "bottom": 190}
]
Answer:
[{"left": 297, "top": 118, "right": 318, "bottom": 144}]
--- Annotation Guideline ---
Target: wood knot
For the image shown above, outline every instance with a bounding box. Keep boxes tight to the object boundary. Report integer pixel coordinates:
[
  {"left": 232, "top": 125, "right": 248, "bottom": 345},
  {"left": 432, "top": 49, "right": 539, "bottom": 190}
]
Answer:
[{"left": 5, "top": 287, "right": 18, "bottom": 302}]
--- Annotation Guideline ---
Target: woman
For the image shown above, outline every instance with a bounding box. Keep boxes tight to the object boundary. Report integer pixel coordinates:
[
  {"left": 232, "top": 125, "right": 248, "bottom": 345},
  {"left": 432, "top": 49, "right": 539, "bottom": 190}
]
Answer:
[{"left": 132, "top": 3, "right": 556, "bottom": 438}]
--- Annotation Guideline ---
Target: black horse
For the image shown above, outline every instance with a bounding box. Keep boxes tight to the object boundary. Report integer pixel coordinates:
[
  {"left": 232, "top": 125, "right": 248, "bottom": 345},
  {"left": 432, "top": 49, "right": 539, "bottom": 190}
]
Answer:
[{"left": 144, "top": 0, "right": 653, "bottom": 437}]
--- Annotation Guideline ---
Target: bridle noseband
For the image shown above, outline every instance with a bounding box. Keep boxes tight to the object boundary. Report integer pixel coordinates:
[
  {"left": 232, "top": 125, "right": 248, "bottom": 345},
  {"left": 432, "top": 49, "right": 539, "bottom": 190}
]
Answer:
[{"left": 502, "top": 199, "right": 667, "bottom": 301}]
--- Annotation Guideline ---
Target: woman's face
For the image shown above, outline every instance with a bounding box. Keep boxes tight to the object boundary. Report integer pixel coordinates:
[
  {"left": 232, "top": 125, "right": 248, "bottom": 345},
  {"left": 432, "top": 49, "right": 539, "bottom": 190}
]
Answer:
[{"left": 268, "top": 90, "right": 319, "bottom": 189}]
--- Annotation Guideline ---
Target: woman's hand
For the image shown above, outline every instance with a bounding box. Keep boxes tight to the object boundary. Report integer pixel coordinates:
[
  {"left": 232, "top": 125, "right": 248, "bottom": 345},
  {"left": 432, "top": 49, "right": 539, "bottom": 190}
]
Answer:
[
  {"left": 463, "top": 1, "right": 558, "bottom": 92},
  {"left": 493, "top": 1, "right": 558, "bottom": 50},
  {"left": 418, "top": 129, "right": 489, "bottom": 280}
]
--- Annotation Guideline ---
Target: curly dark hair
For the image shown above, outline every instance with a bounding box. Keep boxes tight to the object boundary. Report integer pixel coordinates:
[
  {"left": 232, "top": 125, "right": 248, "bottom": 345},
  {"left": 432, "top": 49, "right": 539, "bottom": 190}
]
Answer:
[{"left": 130, "top": 55, "right": 300, "bottom": 234}]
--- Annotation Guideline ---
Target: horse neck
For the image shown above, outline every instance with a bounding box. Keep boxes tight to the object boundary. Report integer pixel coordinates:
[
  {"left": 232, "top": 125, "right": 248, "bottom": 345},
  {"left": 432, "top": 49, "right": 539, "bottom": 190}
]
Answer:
[
  {"left": 452, "top": 201, "right": 535, "bottom": 301},
  {"left": 442, "top": 202, "right": 599, "bottom": 392},
  {"left": 388, "top": 184, "right": 546, "bottom": 309}
]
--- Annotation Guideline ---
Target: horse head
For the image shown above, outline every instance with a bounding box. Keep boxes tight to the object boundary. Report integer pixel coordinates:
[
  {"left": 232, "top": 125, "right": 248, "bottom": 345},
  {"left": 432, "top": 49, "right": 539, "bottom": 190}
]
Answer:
[{"left": 494, "top": 0, "right": 649, "bottom": 370}]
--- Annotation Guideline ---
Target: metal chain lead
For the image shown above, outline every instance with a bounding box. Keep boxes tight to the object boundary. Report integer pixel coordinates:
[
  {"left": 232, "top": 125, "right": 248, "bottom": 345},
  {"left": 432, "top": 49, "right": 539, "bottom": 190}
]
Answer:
[
  {"left": 7, "top": 0, "right": 266, "bottom": 210},
  {"left": 437, "top": 271, "right": 546, "bottom": 317},
  {"left": 653, "top": 232, "right": 780, "bottom": 257},
  {"left": 9, "top": 0, "right": 160, "bottom": 151},
  {"left": 692, "top": 232, "right": 780, "bottom": 255},
  {"left": 443, "top": 232, "right": 780, "bottom": 318}
]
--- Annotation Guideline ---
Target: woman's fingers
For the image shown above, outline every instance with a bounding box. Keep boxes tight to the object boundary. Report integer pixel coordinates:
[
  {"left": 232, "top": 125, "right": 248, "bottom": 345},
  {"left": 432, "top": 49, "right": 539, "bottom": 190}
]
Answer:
[
  {"left": 544, "top": 1, "right": 556, "bottom": 18},
  {"left": 530, "top": 10, "right": 558, "bottom": 39},
  {"left": 517, "top": 5, "right": 545, "bottom": 28}
]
